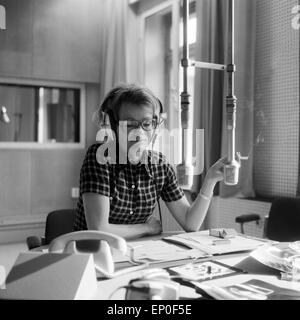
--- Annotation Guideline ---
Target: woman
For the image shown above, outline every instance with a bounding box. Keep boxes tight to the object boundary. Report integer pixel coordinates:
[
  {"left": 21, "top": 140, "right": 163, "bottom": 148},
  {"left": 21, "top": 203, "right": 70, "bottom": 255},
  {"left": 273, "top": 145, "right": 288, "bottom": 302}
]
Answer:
[{"left": 73, "top": 84, "right": 224, "bottom": 240}]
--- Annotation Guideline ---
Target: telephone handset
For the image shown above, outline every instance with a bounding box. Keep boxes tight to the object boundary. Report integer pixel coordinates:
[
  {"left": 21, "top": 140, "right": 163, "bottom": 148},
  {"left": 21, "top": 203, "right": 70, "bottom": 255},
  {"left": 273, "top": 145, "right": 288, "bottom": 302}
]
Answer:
[{"left": 48, "top": 231, "right": 147, "bottom": 278}]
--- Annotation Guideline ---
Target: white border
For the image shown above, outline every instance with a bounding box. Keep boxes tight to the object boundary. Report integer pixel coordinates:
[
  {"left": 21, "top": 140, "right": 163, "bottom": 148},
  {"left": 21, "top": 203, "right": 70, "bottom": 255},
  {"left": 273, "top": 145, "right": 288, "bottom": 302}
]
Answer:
[{"left": 0, "top": 77, "right": 86, "bottom": 149}]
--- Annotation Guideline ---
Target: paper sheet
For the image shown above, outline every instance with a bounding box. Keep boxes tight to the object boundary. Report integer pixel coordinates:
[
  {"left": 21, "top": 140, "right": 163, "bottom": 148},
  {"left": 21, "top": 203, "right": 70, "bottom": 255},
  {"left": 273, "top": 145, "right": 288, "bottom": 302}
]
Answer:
[
  {"left": 163, "top": 230, "right": 275, "bottom": 255},
  {"left": 112, "top": 240, "right": 210, "bottom": 263},
  {"left": 250, "top": 243, "right": 300, "bottom": 273}
]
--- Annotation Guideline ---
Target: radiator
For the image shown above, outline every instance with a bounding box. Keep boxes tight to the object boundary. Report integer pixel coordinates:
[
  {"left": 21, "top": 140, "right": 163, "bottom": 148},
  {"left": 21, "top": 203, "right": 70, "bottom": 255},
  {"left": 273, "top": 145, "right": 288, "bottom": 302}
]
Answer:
[
  {"left": 0, "top": 215, "right": 46, "bottom": 244},
  {"left": 154, "top": 196, "right": 272, "bottom": 237},
  {"left": 206, "top": 196, "right": 271, "bottom": 237}
]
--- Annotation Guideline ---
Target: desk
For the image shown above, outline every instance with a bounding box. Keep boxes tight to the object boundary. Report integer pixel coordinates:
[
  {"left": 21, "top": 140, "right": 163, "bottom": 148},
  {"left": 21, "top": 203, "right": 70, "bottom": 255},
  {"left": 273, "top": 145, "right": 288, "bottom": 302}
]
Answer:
[
  {"left": 7, "top": 233, "right": 300, "bottom": 300},
  {"left": 91, "top": 236, "right": 300, "bottom": 300}
]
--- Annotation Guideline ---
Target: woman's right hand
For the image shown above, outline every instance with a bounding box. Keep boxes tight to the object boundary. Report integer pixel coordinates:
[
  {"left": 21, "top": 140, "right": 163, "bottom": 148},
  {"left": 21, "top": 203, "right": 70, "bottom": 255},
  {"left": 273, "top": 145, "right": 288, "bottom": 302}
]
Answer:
[{"left": 145, "top": 216, "right": 162, "bottom": 236}]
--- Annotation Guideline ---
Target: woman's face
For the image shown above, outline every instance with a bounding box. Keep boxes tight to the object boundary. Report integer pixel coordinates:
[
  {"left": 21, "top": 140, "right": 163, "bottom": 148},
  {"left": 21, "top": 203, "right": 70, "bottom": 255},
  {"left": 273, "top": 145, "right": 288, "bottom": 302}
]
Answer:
[{"left": 117, "top": 103, "right": 155, "bottom": 163}]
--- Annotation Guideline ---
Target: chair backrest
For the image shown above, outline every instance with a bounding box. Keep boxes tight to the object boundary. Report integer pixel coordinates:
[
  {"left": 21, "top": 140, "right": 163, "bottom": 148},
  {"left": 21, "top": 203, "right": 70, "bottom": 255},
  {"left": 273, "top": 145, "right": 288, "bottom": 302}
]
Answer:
[
  {"left": 44, "top": 209, "right": 77, "bottom": 245},
  {"left": 266, "top": 198, "right": 300, "bottom": 242}
]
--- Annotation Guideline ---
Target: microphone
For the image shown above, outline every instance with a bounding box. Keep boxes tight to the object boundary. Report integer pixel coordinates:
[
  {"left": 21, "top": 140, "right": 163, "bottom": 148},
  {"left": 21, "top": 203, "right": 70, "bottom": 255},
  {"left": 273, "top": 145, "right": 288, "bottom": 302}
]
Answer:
[
  {"left": 224, "top": 95, "right": 240, "bottom": 186},
  {"left": 223, "top": 158, "right": 241, "bottom": 186}
]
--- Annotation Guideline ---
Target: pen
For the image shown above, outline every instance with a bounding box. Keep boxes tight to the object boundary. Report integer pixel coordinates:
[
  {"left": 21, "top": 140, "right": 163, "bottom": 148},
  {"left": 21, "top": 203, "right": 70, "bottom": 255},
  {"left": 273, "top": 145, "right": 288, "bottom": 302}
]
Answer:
[{"left": 212, "top": 239, "right": 231, "bottom": 246}]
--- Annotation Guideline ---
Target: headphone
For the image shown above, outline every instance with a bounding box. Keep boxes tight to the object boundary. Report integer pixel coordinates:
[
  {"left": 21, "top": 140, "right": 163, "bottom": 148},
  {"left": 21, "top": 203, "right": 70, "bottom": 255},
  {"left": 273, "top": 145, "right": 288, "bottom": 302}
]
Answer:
[{"left": 95, "top": 85, "right": 167, "bottom": 145}]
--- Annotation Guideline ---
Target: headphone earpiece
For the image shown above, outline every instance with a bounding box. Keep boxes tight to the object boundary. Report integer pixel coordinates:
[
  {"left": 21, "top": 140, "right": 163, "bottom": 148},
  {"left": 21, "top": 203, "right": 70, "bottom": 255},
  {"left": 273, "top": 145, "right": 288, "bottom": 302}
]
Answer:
[
  {"left": 155, "top": 98, "right": 167, "bottom": 128},
  {"left": 97, "top": 99, "right": 117, "bottom": 133},
  {"left": 157, "top": 98, "right": 163, "bottom": 114},
  {"left": 97, "top": 111, "right": 109, "bottom": 127}
]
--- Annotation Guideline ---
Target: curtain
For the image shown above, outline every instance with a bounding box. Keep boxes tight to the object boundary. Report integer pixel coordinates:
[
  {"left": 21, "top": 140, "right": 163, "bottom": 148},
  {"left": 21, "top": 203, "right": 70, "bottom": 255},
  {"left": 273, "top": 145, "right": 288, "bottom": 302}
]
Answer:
[
  {"left": 219, "top": 0, "right": 256, "bottom": 198},
  {"left": 192, "top": 0, "right": 227, "bottom": 194},
  {"left": 99, "top": 0, "right": 129, "bottom": 99},
  {"left": 192, "top": 0, "right": 256, "bottom": 199}
]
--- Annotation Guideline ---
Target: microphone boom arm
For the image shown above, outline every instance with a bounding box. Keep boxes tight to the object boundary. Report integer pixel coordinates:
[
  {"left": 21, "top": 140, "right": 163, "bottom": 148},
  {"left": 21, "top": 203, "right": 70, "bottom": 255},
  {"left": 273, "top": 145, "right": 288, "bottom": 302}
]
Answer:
[{"left": 178, "top": 0, "right": 241, "bottom": 186}]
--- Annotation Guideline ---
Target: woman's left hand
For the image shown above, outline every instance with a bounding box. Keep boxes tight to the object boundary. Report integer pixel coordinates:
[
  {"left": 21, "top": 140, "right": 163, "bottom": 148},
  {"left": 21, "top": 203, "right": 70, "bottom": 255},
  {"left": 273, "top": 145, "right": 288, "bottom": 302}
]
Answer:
[{"left": 205, "top": 157, "right": 226, "bottom": 184}]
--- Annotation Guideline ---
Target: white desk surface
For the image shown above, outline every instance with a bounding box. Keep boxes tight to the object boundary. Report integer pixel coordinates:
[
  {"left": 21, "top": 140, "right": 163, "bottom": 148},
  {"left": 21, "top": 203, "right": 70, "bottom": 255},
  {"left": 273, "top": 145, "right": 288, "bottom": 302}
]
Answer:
[
  {"left": 91, "top": 234, "right": 300, "bottom": 300},
  {"left": 3, "top": 234, "right": 300, "bottom": 300}
]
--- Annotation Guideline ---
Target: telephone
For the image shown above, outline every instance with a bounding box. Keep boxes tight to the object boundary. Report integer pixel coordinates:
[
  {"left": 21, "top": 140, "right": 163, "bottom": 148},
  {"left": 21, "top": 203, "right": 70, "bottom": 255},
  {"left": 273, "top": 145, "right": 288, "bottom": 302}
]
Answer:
[{"left": 48, "top": 231, "right": 148, "bottom": 278}]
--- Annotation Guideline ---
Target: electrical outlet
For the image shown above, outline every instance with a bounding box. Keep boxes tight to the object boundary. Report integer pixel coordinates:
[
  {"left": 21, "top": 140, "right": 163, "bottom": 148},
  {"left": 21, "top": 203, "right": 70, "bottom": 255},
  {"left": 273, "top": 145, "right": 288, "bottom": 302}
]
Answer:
[{"left": 71, "top": 187, "right": 79, "bottom": 198}]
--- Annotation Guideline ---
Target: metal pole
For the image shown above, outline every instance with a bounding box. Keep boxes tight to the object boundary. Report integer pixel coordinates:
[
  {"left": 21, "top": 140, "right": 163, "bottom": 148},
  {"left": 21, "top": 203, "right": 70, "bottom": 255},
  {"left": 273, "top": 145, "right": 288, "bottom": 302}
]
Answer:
[
  {"left": 0, "top": 7, "right": 9, "bottom": 123},
  {"left": 177, "top": 0, "right": 193, "bottom": 188},
  {"left": 226, "top": 0, "right": 236, "bottom": 163},
  {"left": 191, "top": 61, "right": 226, "bottom": 71},
  {"left": 178, "top": 0, "right": 240, "bottom": 187},
  {"left": 223, "top": 0, "right": 240, "bottom": 185},
  {"left": 180, "top": 0, "right": 190, "bottom": 150}
]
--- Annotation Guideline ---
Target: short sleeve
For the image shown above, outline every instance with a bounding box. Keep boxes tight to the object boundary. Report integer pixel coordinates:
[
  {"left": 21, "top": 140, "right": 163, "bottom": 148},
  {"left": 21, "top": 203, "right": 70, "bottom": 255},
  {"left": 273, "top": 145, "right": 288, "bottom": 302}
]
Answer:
[
  {"left": 160, "top": 163, "right": 185, "bottom": 202},
  {"left": 79, "top": 144, "right": 110, "bottom": 197}
]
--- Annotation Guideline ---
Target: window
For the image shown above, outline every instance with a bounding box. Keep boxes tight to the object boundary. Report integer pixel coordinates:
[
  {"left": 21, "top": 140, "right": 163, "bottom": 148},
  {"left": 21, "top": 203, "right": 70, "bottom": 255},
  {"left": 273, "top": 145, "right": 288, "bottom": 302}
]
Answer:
[
  {"left": 140, "top": 0, "right": 196, "bottom": 170},
  {"left": 0, "top": 78, "right": 85, "bottom": 148},
  {"left": 143, "top": 3, "right": 173, "bottom": 128}
]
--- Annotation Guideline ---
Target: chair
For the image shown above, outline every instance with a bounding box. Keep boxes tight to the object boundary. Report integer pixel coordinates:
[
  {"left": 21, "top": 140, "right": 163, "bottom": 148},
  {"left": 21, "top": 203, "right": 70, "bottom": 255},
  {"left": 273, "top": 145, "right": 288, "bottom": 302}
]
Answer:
[
  {"left": 26, "top": 209, "right": 76, "bottom": 250},
  {"left": 235, "top": 197, "right": 300, "bottom": 242},
  {"left": 235, "top": 214, "right": 261, "bottom": 234}
]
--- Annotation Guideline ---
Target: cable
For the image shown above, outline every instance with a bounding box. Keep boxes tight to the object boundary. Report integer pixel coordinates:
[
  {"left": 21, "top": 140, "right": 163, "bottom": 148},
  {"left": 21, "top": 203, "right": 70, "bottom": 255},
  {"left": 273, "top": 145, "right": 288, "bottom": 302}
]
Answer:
[
  {"left": 108, "top": 285, "right": 130, "bottom": 300},
  {"left": 157, "top": 196, "right": 163, "bottom": 230},
  {"left": 95, "top": 262, "right": 149, "bottom": 279},
  {"left": 148, "top": 156, "right": 163, "bottom": 232},
  {"left": 155, "top": 180, "right": 163, "bottom": 231}
]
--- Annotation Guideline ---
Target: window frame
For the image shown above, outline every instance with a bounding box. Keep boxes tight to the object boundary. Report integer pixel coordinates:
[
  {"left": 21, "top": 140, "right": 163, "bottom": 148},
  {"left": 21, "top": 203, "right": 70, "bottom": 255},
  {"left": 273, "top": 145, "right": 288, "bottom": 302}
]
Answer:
[
  {"left": 138, "top": 0, "right": 197, "bottom": 190},
  {"left": 0, "top": 77, "right": 86, "bottom": 149},
  {"left": 138, "top": 0, "right": 180, "bottom": 93}
]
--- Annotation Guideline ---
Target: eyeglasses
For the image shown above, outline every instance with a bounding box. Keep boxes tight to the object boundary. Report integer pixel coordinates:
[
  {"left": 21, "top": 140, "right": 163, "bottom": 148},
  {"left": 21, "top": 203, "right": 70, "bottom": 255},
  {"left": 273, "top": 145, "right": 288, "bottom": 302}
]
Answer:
[{"left": 119, "top": 118, "right": 163, "bottom": 132}]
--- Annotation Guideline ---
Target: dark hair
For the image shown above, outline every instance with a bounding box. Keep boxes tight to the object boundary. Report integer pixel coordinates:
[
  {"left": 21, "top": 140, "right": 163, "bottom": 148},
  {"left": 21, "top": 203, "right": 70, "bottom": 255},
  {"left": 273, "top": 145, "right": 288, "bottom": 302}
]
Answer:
[{"left": 94, "top": 83, "right": 163, "bottom": 129}]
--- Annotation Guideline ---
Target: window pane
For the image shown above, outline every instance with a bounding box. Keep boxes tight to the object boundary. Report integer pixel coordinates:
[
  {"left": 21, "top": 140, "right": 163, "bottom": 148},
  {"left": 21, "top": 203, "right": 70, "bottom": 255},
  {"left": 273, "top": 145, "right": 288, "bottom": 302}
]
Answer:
[
  {"left": 144, "top": 6, "right": 172, "bottom": 129},
  {"left": 0, "top": 83, "right": 80, "bottom": 143},
  {"left": 179, "top": 15, "right": 197, "bottom": 47}
]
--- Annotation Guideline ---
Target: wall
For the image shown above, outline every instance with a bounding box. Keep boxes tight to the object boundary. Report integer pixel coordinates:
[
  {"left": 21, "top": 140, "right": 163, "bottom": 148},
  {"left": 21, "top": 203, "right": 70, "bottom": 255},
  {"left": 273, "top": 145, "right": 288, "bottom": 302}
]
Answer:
[
  {"left": 0, "top": 83, "right": 100, "bottom": 244},
  {"left": 0, "top": 0, "right": 102, "bottom": 83},
  {"left": 0, "top": 1, "right": 102, "bottom": 243},
  {"left": 207, "top": 197, "right": 271, "bottom": 238}
]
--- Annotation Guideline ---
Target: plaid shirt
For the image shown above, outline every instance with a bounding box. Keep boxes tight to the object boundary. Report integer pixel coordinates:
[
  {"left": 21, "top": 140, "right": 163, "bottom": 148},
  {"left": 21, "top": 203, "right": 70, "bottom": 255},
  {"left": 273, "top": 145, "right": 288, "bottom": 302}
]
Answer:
[{"left": 73, "top": 143, "right": 184, "bottom": 231}]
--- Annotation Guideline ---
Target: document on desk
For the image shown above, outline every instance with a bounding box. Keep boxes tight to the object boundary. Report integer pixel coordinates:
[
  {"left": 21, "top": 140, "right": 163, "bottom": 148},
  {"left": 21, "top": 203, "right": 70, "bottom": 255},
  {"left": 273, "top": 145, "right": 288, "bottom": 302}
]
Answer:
[
  {"left": 163, "top": 230, "right": 271, "bottom": 255},
  {"left": 113, "top": 240, "right": 211, "bottom": 263},
  {"left": 193, "top": 279, "right": 300, "bottom": 300}
]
